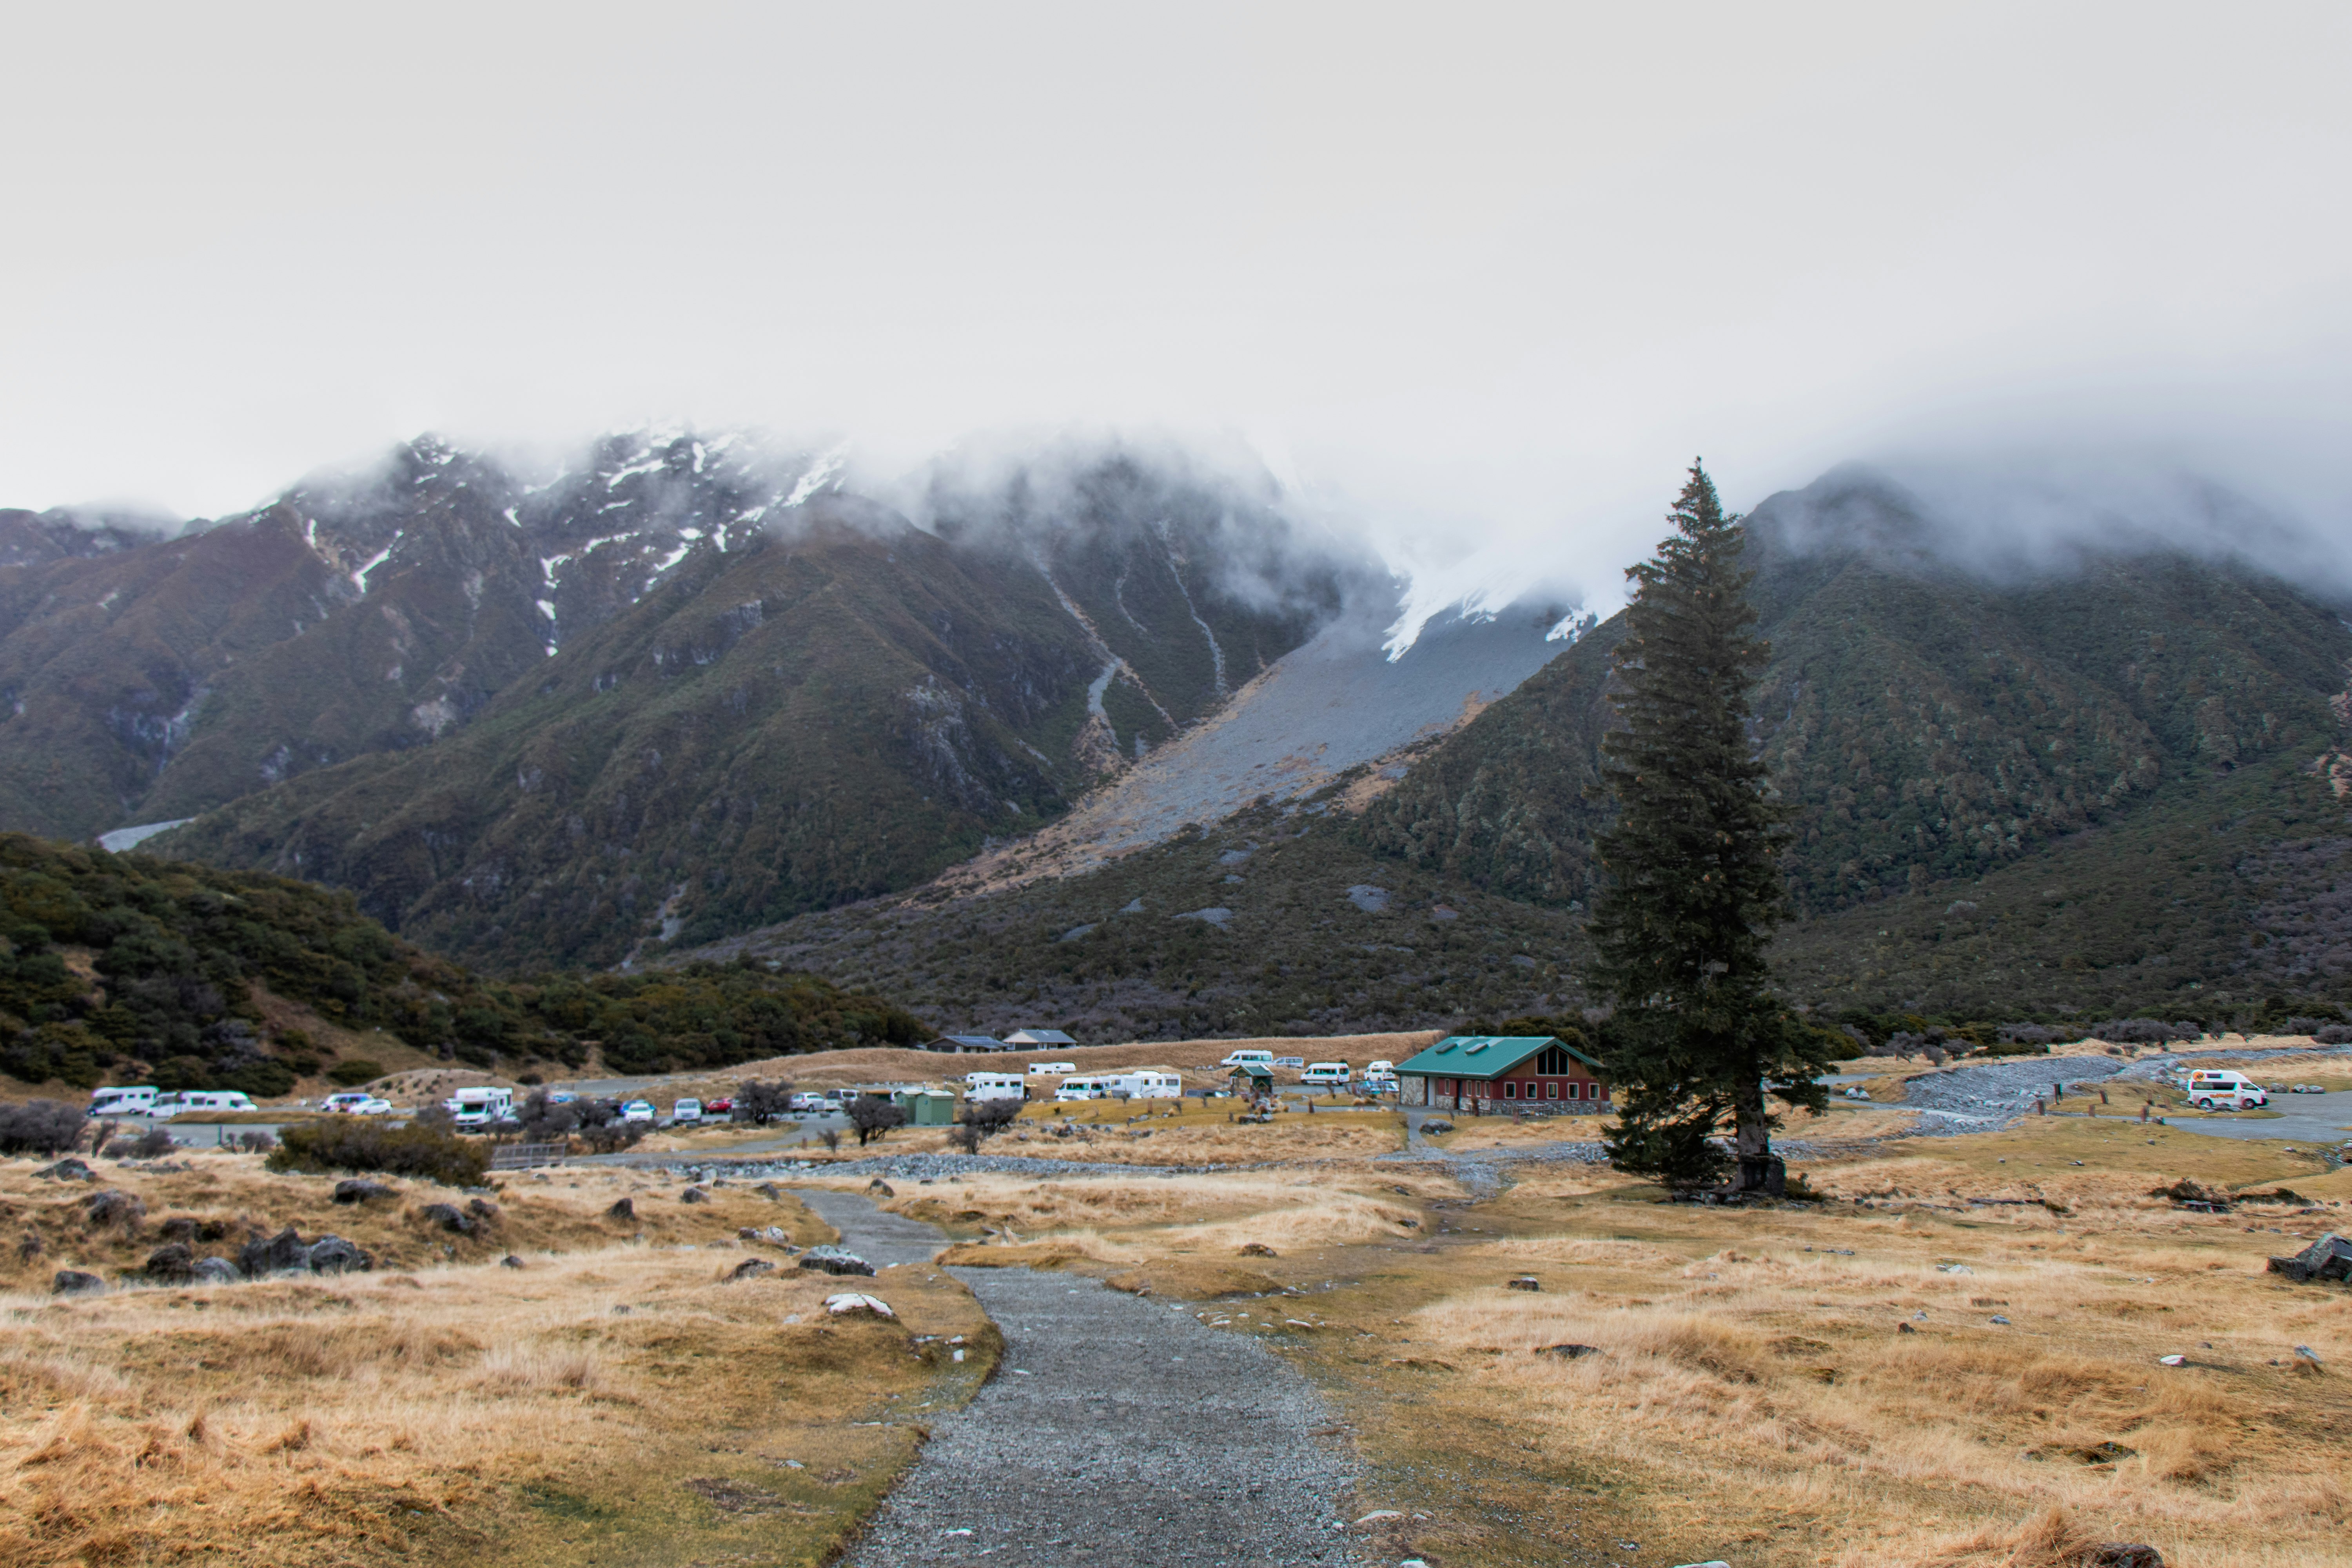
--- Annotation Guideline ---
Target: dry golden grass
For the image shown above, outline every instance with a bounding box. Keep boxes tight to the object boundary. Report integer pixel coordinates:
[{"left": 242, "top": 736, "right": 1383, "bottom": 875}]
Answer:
[
  {"left": 0, "top": 1241, "right": 996, "bottom": 1568},
  {"left": 822, "top": 1167, "right": 1431, "bottom": 1268},
  {"left": 880, "top": 1105, "right": 2352, "bottom": 1567},
  {"left": 0, "top": 1155, "right": 835, "bottom": 1292}
]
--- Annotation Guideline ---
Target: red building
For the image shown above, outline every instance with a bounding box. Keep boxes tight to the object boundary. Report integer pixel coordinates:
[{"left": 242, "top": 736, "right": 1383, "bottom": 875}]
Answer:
[{"left": 1393, "top": 1035, "right": 1609, "bottom": 1112}]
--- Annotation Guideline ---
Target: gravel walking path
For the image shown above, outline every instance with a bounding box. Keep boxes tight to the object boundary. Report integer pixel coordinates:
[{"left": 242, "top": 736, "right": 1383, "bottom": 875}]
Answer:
[{"left": 796, "top": 1189, "right": 1363, "bottom": 1568}]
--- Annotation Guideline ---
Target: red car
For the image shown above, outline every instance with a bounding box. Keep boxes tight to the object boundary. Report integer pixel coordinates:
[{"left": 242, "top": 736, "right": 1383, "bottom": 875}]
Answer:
[{"left": 704, "top": 1097, "right": 734, "bottom": 1117}]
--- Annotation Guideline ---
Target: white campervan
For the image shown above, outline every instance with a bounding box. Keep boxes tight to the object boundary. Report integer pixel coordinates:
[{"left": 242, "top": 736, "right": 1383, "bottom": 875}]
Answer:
[
  {"left": 1219, "top": 1049, "right": 1275, "bottom": 1069},
  {"left": 2184, "top": 1071, "right": 2269, "bottom": 1111},
  {"left": 1024, "top": 1061, "right": 1077, "bottom": 1077},
  {"left": 149, "top": 1091, "right": 257, "bottom": 1119},
  {"left": 1299, "top": 1061, "right": 1352, "bottom": 1089},
  {"left": 87, "top": 1085, "right": 158, "bottom": 1118},
  {"left": 1114, "top": 1070, "right": 1182, "bottom": 1099},
  {"left": 964, "top": 1072, "right": 1028, "bottom": 1103},
  {"left": 1055, "top": 1076, "right": 1114, "bottom": 1102},
  {"left": 445, "top": 1086, "right": 516, "bottom": 1127}
]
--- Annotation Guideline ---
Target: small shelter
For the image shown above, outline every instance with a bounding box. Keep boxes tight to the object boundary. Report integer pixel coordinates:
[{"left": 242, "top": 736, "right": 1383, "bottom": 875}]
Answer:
[
  {"left": 890, "top": 1089, "right": 956, "bottom": 1126},
  {"left": 1226, "top": 1062, "right": 1275, "bottom": 1102},
  {"left": 1004, "top": 1028, "right": 1076, "bottom": 1047},
  {"left": 925, "top": 1034, "right": 1009, "bottom": 1053},
  {"left": 1393, "top": 1036, "right": 1609, "bottom": 1113}
]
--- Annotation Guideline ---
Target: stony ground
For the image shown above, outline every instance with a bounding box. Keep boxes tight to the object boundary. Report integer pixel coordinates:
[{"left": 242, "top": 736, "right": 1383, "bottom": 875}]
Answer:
[{"left": 797, "top": 1190, "right": 1365, "bottom": 1568}]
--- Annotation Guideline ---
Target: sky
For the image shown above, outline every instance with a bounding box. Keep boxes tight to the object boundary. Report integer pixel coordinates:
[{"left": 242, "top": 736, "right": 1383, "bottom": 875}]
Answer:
[{"left": 4, "top": 4, "right": 2348, "bottom": 613}]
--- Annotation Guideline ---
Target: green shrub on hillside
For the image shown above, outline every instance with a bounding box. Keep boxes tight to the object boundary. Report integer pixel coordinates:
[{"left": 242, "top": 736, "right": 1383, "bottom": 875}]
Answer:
[{"left": 0, "top": 832, "right": 927, "bottom": 1093}]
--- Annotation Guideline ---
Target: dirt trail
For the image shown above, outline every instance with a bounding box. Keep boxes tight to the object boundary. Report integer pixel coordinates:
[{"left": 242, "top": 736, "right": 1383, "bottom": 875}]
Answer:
[{"left": 795, "top": 1190, "right": 1362, "bottom": 1568}]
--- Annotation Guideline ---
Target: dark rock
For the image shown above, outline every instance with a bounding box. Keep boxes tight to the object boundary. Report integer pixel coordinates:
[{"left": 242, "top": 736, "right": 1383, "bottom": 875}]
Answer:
[
  {"left": 85, "top": 1190, "right": 146, "bottom": 1229},
  {"left": 333, "top": 1180, "right": 397, "bottom": 1205},
  {"left": 867, "top": 1179, "right": 895, "bottom": 1197},
  {"left": 239, "top": 1227, "right": 310, "bottom": 1276},
  {"left": 1540, "top": 1343, "right": 1602, "bottom": 1358},
  {"left": 680, "top": 1188, "right": 709, "bottom": 1205},
  {"left": 158, "top": 1216, "right": 198, "bottom": 1242},
  {"left": 1507, "top": 1276, "right": 1541, "bottom": 1291},
  {"left": 501, "top": 1255, "right": 525, "bottom": 1269},
  {"left": 753, "top": 1182, "right": 783, "bottom": 1200},
  {"left": 34, "top": 1159, "right": 94, "bottom": 1182},
  {"left": 17, "top": 1231, "right": 44, "bottom": 1261},
  {"left": 52, "top": 1270, "right": 104, "bottom": 1295},
  {"left": 1897, "top": 1321, "right": 1916, "bottom": 1334},
  {"left": 305, "top": 1236, "right": 371, "bottom": 1275},
  {"left": 192, "top": 1258, "right": 239, "bottom": 1285},
  {"left": 796, "top": 1245, "right": 876, "bottom": 1276},
  {"left": 1420, "top": 1120, "right": 1454, "bottom": 1135},
  {"left": 1238, "top": 1243, "right": 1278, "bottom": 1258},
  {"left": 606, "top": 1197, "right": 635, "bottom": 1220},
  {"left": 466, "top": 1198, "right": 500, "bottom": 1221},
  {"left": 2088, "top": 1548, "right": 2163, "bottom": 1568},
  {"left": 418, "top": 1203, "right": 476, "bottom": 1235},
  {"left": 2267, "top": 1232, "right": 2352, "bottom": 1283},
  {"left": 730, "top": 1258, "right": 777, "bottom": 1280},
  {"left": 142, "top": 1242, "right": 198, "bottom": 1283}
]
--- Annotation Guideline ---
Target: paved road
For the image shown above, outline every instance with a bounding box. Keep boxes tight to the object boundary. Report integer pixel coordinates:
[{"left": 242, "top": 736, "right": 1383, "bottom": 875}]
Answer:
[
  {"left": 797, "top": 1190, "right": 1361, "bottom": 1568},
  {"left": 2153, "top": 1090, "right": 2352, "bottom": 1146}
]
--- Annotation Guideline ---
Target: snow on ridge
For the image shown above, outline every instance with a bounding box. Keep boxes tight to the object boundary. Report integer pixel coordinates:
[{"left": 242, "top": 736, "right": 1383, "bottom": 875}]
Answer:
[{"left": 785, "top": 442, "right": 849, "bottom": 508}]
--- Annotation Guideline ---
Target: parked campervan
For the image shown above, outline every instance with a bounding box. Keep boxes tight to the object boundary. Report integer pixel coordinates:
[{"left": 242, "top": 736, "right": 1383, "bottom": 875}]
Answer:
[
  {"left": 87, "top": 1086, "right": 158, "bottom": 1118},
  {"left": 2184, "top": 1071, "right": 2269, "bottom": 1111},
  {"left": 1055, "top": 1076, "right": 1114, "bottom": 1101},
  {"left": 445, "top": 1086, "right": 516, "bottom": 1127},
  {"left": 149, "top": 1091, "right": 257, "bottom": 1119},
  {"left": 1218, "top": 1049, "right": 1275, "bottom": 1069},
  {"left": 1113, "top": 1071, "right": 1182, "bottom": 1099},
  {"left": 1299, "top": 1062, "right": 1352, "bottom": 1089},
  {"left": 1024, "top": 1062, "right": 1077, "bottom": 1077},
  {"left": 964, "top": 1072, "right": 1027, "bottom": 1102}
]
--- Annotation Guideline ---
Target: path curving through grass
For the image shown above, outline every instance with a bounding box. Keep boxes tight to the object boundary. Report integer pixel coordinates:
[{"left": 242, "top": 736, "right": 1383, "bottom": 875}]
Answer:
[{"left": 797, "top": 1188, "right": 1363, "bottom": 1568}]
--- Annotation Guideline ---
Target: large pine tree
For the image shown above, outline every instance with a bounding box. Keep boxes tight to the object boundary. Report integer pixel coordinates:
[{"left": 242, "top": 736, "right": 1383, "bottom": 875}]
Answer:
[{"left": 1589, "top": 461, "right": 1830, "bottom": 1192}]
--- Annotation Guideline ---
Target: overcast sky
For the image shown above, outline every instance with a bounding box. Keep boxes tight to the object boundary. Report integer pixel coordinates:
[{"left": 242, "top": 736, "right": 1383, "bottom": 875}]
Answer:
[{"left": 4, "top": 5, "right": 2347, "bottom": 607}]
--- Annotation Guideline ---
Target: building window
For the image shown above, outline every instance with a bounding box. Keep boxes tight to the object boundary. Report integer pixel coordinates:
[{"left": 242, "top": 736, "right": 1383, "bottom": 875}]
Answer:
[
  {"left": 1546, "top": 1081, "right": 1559, "bottom": 1099},
  {"left": 1503, "top": 1081, "right": 1517, "bottom": 1099},
  {"left": 1536, "top": 1045, "right": 1570, "bottom": 1075}
]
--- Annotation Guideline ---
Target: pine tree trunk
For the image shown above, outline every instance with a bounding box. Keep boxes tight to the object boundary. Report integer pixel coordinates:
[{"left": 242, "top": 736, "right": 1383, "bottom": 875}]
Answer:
[{"left": 1733, "top": 1073, "right": 1783, "bottom": 1194}]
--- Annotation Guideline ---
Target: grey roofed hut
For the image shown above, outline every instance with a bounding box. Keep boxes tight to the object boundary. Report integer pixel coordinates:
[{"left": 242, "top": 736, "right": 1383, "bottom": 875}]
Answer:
[
  {"left": 925, "top": 1034, "right": 1009, "bottom": 1053},
  {"left": 1004, "top": 1028, "right": 1076, "bottom": 1047}
]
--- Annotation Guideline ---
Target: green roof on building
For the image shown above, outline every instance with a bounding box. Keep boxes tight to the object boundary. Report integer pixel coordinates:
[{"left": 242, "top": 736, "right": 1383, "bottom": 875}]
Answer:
[
  {"left": 1393, "top": 1035, "right": 1602, "bottom": 1081},
  {"left": 1226, "top": 1062, "right": 1275, "bottom": 1081}
]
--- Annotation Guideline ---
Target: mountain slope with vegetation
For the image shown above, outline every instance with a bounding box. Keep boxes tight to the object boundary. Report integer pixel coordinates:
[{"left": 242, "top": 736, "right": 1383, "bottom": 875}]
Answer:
[
  {"left": 0, "top": 832, "right": 921, "bottom": 1096},
  {"left": 0, "top": 434, "right": 1366, "bottom": 970},
  {"left": 687, "top": 468, "right": 2352, "bottom": 1032}
]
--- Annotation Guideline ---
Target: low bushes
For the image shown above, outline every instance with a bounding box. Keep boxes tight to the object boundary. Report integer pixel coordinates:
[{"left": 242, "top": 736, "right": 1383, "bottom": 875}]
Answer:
[
  {"left": 267, "top": 1119, "right": 488, "bottom": 1187},
  {"left": 0, "top": 1098, "right": 85, "bottom": 1154}
]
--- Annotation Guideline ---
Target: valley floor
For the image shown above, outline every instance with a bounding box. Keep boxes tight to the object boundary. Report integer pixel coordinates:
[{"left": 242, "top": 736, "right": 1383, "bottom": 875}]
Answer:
[{"left": 7, "top": 1070, "right": 2349, "bottom": 1567}]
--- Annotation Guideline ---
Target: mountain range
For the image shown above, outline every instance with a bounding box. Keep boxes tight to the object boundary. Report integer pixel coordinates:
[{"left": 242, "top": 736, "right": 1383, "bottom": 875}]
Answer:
[{"left": 4, "top": 440, "right": 2348, "bottom": 1044}]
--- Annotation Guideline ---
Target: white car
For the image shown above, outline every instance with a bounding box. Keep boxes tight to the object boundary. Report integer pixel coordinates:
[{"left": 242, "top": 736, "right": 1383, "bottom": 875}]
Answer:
[
  {"left": 1219, "top": 1050, "right": 1274, "bottom": 1069},
  {"left": 672, "top": 1098, "right": 703, "bottom": 1124},
  {"left": 322, "top": 1093, "right": 394, "bottom": 1115},
  {"left": 788, "top": 1091, "right": 833, "bottom": 1112},
  {"left": 1055, "top": 1076, "right": 1114, "bottom": 1102},
  {"left": 621, "top": 1100, "right": 656, "bottom": 1124},
  {"left": 1299, "top": 1061, "right": 1352, "bottom": 1088}
]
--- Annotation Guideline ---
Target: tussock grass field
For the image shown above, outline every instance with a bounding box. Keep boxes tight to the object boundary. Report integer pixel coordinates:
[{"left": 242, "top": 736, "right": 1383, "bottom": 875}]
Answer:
[
  {"left": 0, "top": 1158, "right": 997, "bottom": 1567},
  {"left": 853, "top": 1112, "right": 2352, "bottom": 1567}
]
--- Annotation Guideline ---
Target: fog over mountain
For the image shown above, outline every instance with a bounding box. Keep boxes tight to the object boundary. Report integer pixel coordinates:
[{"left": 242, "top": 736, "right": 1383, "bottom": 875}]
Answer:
[{"left": 4, "top": 9, "right": 2346, "bottom": 610}]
